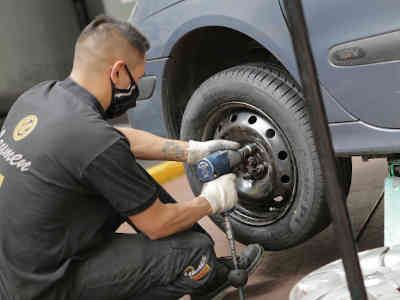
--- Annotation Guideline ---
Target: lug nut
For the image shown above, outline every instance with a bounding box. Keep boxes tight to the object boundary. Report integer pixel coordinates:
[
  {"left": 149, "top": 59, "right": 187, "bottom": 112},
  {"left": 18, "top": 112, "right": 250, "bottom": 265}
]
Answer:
[
  {"left": 247, "top": 157, "right": 257, "bottom": 167},
  {"left": 255, "top": 165, "right": 264, "bottom": 173}
]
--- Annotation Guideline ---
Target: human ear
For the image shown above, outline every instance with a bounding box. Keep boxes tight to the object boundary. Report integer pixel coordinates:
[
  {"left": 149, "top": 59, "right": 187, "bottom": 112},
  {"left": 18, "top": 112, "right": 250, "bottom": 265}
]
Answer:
[{"left": 110, "top": 60, "right": 125, "bottom": 85}]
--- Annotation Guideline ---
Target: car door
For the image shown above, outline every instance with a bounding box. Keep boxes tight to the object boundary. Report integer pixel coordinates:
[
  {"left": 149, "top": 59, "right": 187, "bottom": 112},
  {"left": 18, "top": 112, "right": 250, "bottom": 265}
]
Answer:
[{"left": 282, "top": 0, "right": 400, "bottom": 128}]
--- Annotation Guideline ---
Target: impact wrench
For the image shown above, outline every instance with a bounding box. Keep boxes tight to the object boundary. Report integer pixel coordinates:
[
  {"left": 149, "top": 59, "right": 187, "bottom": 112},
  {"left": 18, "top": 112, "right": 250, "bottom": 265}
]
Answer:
[{"left": 196, "top": 143, "right": 258, "bottom": 300}]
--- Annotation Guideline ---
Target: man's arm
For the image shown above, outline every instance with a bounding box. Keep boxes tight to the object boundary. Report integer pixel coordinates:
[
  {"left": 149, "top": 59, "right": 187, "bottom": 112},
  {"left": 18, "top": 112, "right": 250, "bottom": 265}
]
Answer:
[
  {"left": 116, "top": 127, "right": 189, "bottom": 161},
  {"left": 129, "top": 173, "right": 237, "bottom": 240},
  {"left": 129, "top": 197, "right": 211, "bottom": 240},
  {"left": 116, "top": 127, "right": 240, "bottom": 163},
  {"left": 83, "top": 134, "right": 238, "bottom": 239}
]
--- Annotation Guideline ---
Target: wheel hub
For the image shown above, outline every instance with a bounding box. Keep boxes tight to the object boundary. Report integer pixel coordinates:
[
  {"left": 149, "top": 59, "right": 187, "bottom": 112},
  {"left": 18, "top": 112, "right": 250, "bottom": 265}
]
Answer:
[
  {"left": 243, "top": 154, "right": 268, "bottom": 181},
  {"left": 204, "top": 102, "right": 297, "bottom": 226}
]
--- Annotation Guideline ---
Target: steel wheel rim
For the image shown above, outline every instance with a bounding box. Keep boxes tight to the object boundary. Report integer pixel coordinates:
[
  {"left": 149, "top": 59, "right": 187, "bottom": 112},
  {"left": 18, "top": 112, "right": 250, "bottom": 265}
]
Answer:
[{"left": 202, "top": 102, "right": 298, "bottom": 226}]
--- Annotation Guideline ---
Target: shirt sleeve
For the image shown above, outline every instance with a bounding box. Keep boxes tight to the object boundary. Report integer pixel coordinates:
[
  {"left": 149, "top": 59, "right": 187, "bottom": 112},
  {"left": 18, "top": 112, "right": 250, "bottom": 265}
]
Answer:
[{"left": 82, "top": 138, "right": 158, "bottom": 216}]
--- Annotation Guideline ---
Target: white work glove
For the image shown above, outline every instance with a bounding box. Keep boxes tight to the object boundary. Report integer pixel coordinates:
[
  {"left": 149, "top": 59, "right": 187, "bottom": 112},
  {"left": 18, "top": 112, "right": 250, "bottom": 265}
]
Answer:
[
  {"left": 200, "top": 173, "right": 238, "bottom": 215},
  {"left": 187, "top": 140, "right": 241, "bottom": 164}
]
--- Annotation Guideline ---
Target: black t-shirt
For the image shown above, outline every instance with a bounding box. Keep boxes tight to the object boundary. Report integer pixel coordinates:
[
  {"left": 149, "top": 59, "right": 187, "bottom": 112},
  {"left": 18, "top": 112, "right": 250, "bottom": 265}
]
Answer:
[{"left": 0, "top": 78, "right": 158, "bottom": 300}]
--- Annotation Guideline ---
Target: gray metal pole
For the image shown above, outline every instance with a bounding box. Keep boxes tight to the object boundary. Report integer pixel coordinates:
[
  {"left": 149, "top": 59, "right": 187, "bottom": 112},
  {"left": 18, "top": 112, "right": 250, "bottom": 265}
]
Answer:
[{"left": 282, "top": 1, "right": 368, "bottom": 299}]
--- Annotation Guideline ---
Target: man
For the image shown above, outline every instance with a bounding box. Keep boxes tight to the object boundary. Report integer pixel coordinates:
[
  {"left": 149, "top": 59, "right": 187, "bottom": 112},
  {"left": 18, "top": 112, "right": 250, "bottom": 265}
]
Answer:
[{"left": 0, "top": 16, "right": 263, "bottom": 300}]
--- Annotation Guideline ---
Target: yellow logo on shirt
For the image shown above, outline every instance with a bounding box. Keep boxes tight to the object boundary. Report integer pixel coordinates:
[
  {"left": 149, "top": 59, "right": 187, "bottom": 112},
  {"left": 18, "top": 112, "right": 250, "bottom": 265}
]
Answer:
[
  {"left": 13, "top": 115, "right": 38, "bottom": 141},
  {"left": 0, "top": 174, "right": 4, "bottom": 188}
]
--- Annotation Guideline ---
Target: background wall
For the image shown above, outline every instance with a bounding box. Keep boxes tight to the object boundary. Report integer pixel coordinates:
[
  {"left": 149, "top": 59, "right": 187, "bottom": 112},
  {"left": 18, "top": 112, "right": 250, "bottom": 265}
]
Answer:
[{"left": 86, "top": 0, "right": 136, "bottom": 21}]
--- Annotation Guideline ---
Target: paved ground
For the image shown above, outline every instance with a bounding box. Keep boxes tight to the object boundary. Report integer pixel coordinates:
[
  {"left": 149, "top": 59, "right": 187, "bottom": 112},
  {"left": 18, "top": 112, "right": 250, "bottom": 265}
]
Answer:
[{"left": 118, "top": 157, "right": 387, "bottom": 299}]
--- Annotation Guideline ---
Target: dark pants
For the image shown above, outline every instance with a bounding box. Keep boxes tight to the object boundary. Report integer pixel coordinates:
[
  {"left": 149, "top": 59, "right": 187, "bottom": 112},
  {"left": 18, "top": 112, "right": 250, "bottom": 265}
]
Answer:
[
  {"left": 70, "top": 179, "right": 218, "bottom": 300},
  {"left": 71, "top": 230, "right": 217, "bottom": 300}
]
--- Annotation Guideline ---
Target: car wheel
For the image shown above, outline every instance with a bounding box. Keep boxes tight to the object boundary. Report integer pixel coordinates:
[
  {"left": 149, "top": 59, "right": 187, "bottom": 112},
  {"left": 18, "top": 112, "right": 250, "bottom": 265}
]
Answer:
[{"left": 180, "top": 63, "right": 352, "bottom": 250}]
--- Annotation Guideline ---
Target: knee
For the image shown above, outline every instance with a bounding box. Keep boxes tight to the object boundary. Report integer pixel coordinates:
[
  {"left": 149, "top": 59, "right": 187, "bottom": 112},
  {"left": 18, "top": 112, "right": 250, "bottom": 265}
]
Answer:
[
  {"left": 177, "top": 231, "right": 216, "bottom": 263},
  {"left": 188, "top": 232, "right": 214, "bottom": 253},
  {"left": 191, "top": 233, "right": 216, "bottom": 272},
  {"left": 179, "top": 232, "right": 217, "bottom": 284},
  {"left": 173, "top": 230, "right": 214, "bottom": 252}
]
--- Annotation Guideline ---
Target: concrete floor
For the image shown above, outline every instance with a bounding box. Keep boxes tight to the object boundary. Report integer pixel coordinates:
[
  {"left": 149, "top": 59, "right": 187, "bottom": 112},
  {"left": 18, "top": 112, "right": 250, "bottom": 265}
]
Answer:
[{"left": 118, "top": 157, "right": 388, "bottom": 299}]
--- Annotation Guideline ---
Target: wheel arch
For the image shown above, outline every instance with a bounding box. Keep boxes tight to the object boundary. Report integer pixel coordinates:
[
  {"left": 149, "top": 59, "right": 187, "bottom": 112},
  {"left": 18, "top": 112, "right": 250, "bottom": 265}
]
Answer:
[{"left": 161, "top": 20, "right": 294, "bottom": 138}]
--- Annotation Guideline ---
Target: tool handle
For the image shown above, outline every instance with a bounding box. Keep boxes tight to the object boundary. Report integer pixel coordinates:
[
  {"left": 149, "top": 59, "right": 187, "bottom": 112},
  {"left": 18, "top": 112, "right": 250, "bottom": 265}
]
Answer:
[
  {"left": 239, "top": 287, "right": 245, "bottom": 300},
  {"left": 224, "top": 214, "right": 247, "bottom": 300},
  {"left": 224, "top": 214, "right": 239, "bottom": 269}
]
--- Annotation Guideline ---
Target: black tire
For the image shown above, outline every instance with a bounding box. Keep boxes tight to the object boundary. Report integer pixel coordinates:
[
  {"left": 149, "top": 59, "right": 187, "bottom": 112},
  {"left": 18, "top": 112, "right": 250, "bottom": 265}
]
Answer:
[{"left": 180, "top": 63, "right": 352, "bottom": 250}]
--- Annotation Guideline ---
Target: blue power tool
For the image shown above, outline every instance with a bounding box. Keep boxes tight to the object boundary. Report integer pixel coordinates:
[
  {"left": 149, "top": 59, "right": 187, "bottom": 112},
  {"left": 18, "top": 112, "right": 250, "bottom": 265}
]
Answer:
[
  {"left": 196, "top": 143, "right": 258, "bottom": 183},
  {"left": 196, "top": 143, "right": 258, "bottom": 300}
]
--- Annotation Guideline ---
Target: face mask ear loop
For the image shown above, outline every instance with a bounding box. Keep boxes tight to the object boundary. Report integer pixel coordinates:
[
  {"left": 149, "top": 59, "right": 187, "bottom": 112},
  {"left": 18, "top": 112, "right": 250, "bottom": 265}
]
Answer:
[
  {"left": 124, "top": 65, "right": 136, "bottom": 87},
  {"left": 105, "top": 64, "right": 139, "bottom": 119},
  {"left": 110, "top": 65, "right": 135, "bottom": 91}
]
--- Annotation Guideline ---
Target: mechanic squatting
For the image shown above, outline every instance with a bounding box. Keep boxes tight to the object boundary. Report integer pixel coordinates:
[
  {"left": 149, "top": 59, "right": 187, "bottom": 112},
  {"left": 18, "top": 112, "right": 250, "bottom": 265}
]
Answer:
[{"left": 0, "top": 129, "right": 31, "bottom": 172}]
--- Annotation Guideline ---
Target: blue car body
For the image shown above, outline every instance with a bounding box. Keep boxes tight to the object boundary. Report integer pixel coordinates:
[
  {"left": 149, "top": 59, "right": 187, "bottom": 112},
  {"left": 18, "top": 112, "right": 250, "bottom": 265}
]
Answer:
[{"left": 128, "top": 0, "right": 400, "bottom": 157}]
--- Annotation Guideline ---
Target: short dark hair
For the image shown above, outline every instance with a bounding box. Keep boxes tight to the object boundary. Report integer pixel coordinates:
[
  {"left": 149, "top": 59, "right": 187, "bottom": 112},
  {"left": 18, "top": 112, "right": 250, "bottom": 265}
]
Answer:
[{"left": 79, "top": 15, "right": 150, "bottom": 55}]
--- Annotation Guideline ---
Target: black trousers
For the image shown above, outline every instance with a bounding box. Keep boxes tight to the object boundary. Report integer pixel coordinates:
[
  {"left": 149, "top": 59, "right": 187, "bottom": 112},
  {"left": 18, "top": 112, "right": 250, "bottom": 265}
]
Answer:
[
  {"left": 70, "top": 180, "right": 217, "bottom": 300},
  {"left": 72, "top": 230, "right": 216, "bottom": 300}
]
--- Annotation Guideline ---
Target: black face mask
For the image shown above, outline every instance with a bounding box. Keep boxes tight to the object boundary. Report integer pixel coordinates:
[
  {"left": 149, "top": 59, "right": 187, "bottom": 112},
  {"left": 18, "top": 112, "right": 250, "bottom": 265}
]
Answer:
[{"left": 105, "top": 65, "right": 139, "bottom": 119}]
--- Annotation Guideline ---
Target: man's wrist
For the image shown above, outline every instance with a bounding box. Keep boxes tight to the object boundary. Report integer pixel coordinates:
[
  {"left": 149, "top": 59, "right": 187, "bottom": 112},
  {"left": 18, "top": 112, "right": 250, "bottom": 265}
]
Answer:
[
  {"left": 187, "top": 140, "right": 201, "bottom": 164},
  {"left": 194, "top": 196, "right": 213, "bottom": 215},
  {"left": 161, "top": 140, "right": 189, "bottom": 162}
]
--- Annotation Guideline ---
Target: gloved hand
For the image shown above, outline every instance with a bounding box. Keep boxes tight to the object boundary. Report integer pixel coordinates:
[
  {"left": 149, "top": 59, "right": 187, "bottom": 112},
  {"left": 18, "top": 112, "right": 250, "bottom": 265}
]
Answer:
[
  {"left": 187, "top": 140, "right": 240, "bottom": 164},
  {"left": 200, "top": 173, "right": 238, "bottom": 215}
]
